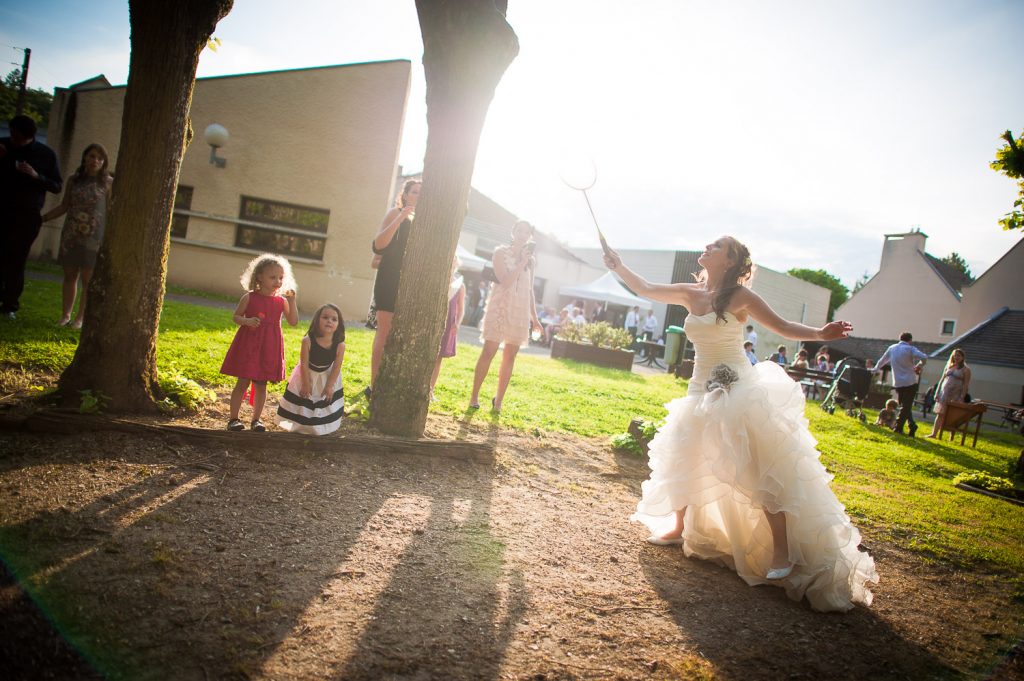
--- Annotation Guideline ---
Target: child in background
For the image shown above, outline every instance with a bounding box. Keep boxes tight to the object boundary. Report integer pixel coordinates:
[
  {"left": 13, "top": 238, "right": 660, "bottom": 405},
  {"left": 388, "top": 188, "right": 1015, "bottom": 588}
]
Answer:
[
  {"left": 429, "top": 257, "right": 466, "bottom": 401},
  {"left": 875, "top": 399, "right": 899, "bottom": 429},
  {"left": 277, "top": 303, "right": 346, "bottom": 435},
  {"left": 221, "top": 254, "right": 299, "bottom": 431}
]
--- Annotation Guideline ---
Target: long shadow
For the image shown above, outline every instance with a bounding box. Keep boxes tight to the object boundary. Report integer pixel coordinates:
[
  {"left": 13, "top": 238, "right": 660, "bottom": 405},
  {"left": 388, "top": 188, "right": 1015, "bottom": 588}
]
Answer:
[
  {"left": 338, "top": 463, "right": 526, "bottom": 680},
  {"left": 0, "top": 431, "right": 514, "bottom": 680},
  {"left": 640, "top": 548, "right": 958, "bottom": 680}
]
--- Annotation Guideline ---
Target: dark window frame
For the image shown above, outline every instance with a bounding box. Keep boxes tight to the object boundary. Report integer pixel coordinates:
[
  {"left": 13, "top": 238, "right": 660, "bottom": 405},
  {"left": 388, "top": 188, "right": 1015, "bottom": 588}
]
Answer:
[{"left": 234, "top": 195, "right": 330, "bottom": 261}]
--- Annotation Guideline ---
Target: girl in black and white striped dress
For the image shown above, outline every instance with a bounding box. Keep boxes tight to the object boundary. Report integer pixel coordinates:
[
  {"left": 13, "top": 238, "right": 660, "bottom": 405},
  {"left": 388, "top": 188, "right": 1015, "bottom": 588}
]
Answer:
[{"left": 277, "top": 304, "right": 345, "bottom": 435}]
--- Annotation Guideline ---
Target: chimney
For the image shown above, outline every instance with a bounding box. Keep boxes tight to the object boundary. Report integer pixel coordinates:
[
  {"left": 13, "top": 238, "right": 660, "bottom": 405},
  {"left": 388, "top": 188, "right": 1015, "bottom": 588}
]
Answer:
[{"left": 880, "top": 229, "right": 927, "bottom": 268}]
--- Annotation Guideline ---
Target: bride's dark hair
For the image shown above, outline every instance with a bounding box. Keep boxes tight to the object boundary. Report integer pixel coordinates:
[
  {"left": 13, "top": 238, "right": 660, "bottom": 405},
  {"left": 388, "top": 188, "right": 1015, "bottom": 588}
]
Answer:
[{"left": 696, "top": 236, "right": 753, "bottom": 323}]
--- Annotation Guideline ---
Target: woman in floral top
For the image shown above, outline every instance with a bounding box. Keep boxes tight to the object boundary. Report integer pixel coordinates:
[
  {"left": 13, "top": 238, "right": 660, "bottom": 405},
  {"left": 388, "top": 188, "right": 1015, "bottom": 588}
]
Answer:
[{"left": 42, "top": 143, "right": 112, "bottom": 328}]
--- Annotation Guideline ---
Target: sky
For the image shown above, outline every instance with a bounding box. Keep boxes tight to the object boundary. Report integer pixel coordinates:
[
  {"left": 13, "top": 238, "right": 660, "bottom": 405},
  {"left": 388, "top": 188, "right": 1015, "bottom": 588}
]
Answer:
[{"left": 3, "top": 0, "right": 1022, "bottom": 288}]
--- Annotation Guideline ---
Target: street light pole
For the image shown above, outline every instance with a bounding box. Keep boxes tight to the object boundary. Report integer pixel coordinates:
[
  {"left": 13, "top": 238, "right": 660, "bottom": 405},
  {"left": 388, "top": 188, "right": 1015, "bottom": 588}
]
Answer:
[{"left": 14, "top": 47, "right": 30, "bottom": 116}]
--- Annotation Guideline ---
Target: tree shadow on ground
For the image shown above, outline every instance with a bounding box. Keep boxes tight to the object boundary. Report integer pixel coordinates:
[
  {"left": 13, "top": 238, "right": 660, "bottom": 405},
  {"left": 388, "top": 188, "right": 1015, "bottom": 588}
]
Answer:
[
  {"left": 0, "top": 432, "right": 519, "bottom": 680},
  {"left": 640, "top": 546, "right": 957, "bottom": 680}
]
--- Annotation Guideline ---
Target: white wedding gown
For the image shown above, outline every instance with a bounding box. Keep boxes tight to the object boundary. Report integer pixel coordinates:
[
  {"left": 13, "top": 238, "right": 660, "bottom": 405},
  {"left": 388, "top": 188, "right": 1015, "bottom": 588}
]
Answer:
[{"left": 633, "top": 311, "right": 878, "bottom": 612}]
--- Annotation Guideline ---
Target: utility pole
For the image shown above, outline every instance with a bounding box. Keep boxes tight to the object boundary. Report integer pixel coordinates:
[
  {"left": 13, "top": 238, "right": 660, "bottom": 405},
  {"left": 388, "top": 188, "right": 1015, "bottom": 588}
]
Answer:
[{"left": 14, "top": 47, "right": 30, "bottom": 116}]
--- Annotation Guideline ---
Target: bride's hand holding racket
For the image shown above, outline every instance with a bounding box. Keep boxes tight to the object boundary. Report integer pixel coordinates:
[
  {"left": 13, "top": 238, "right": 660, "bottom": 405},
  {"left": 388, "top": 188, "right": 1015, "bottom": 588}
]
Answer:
[{"left": 603, "top": 248, "right": 622, "bottom": 271}]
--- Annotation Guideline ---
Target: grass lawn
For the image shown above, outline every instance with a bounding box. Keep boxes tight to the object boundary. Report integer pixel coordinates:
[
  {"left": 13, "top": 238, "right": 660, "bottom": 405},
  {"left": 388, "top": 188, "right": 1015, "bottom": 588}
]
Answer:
[{"left": 2, "top": 274, "right": 1023, "bottom": 582}]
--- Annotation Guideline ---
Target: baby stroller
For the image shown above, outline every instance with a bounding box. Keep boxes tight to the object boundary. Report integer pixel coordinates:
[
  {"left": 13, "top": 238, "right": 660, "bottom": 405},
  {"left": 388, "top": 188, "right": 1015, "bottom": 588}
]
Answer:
[{"left": 821, "top": 359, "right": 872, "bottom": 422}]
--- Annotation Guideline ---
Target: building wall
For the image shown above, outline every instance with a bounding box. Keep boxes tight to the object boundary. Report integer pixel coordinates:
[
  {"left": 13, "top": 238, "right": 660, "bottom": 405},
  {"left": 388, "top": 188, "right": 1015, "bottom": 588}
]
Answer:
[
  {"left": 957, "top": 238, "right": 1024, "bottom": 332},
  {"left": 834, "top": 232, "right": 961, "bottom": 344},
  {"left": 39, "top": 61, "right": 411, "bottom": 321},
  {"left": 747, "top": 266, "right": 830, "bottom": 361}
]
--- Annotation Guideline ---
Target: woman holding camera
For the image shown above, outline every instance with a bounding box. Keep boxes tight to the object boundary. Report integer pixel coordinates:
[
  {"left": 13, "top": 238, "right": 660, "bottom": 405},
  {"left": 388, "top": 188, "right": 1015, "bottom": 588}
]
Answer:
[{"left": 469, "top": 220, "right": 542, "bottom": 412}]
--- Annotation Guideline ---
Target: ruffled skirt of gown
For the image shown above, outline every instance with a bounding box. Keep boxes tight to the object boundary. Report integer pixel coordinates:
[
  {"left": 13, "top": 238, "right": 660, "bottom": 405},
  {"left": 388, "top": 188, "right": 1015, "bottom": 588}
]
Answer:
[{"left": 632, "top": 360, "right": 878, "bottom": 612}]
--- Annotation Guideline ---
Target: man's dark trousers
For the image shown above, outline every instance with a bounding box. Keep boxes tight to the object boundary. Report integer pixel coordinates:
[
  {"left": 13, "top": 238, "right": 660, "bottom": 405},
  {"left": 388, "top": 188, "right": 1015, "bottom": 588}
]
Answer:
[
  {"left": 894, "top": 384, "right": 918, "bottom": 436},
  {"left": 0, "top": 208, "right": 43, "bottom": 313}
]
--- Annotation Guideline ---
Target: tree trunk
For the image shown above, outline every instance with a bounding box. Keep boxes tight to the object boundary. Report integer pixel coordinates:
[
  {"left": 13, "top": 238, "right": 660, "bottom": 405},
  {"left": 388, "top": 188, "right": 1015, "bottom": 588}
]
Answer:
[
  {"left": 370, "top": 0, "right": 519, "bottom": 437},
  {"left": 58, "top": 0, "right": 232, "bottom": 412}
]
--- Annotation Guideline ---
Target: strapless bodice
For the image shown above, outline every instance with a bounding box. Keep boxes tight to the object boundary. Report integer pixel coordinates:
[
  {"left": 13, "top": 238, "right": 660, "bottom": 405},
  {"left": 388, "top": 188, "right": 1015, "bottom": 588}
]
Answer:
[{"left": 683, "top": 311, "right": 753, "bottom": 394}]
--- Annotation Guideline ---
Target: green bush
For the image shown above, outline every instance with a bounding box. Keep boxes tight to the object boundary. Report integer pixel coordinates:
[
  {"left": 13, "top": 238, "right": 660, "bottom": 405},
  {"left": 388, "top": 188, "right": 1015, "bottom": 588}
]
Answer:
[
  {"left": 158, "top": 367, "right": 216, "bottom": 412},
  {"left": 953, "top": 471, "right": 1017, "bottom": 493},
  {"left": 556, "top": 322, "right": 634, "bottom": 351}
]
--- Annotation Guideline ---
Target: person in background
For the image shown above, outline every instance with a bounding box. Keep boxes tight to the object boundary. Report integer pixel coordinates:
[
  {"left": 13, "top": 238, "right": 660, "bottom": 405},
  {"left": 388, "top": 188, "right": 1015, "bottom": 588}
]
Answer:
[
  {"left": 744, "top": 340, "right": 758, "bottom": 365},
  {"left": 430, "top": 256, "right": 466, "bottom": 399},
  {"left": 367, "top": 178, "right": 420, "bottom": 396},
  {"left": 41, "top": 143, "right": 112, "bottom": 329},
  {"left": 745, "top": 324, "right": 758, "bottom": 347},
  {"left": 572, "top": 307, "right": 586, "bottom": 325},
  {"left": 545, "top": 308, "right": 570, "bottom": 345},
  {"left": 624, "top": 305, "right": 640, "bottom": 343},
  {"left": 469, "top": 279, "right": 489, "bottom": 327},
  {"left": 874, "top": 331, "right": 928, "bottom": 437},
  {"left": 469, "top": 220, "right": 542, "bottom": 413},
  {"left": 769, "top": 345, "right": 788, "bottom": 366},
  {"left": 875, "top": 399, "right": 899, "bottom": 429},
  {"left": 0, "top": 115, "right": 63, "bottom": 320},
  {"left": 791, "top": 348, "right": 809, "bottom": 370},
  {"left": 925, "top": 348, "right": 971, "bottom": 439},
  {"left": 642, "top": 309, "right": 659, "bottom": 340}
]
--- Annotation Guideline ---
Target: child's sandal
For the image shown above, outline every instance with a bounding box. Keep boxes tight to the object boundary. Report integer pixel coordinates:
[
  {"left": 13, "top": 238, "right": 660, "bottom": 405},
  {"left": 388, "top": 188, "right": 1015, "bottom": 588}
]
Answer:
[
  {"left": 227, "top": 419, "right": 245, "bottom": 431},
  {"left": 250, "top": 420, "right": 267, "bottom": 432}
]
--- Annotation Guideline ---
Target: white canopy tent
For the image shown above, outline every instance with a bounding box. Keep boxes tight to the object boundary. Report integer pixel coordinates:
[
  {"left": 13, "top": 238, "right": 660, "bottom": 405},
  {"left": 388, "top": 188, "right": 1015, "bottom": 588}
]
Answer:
[
  {"left": 455, "top": 244, "right": 489, "bottom": 273},
  {"left": 558, "top": 272, "right": 648, "bottom": 308}
]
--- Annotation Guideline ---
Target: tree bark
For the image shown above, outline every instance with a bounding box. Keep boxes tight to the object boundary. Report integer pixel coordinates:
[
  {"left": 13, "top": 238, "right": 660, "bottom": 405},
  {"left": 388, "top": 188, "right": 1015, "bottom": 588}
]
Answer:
[
  {"left": 370, "top": 0, "right": 519, "bottom": 437},
  {"left": 58, "top": 1, "right": 232, "bottom": 412}
]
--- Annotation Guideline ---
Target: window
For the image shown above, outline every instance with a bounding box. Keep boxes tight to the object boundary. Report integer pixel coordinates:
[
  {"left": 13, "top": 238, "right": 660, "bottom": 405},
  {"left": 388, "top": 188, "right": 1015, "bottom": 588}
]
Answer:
[
  {"left": 171, "top": 185, "right": 193, "bottom": 238},
  {"left": 235, "top": 195, "right": 329, "bottom": 261},
  {"left": 941, "top": 319, "right": 955, "bottom": 336}
]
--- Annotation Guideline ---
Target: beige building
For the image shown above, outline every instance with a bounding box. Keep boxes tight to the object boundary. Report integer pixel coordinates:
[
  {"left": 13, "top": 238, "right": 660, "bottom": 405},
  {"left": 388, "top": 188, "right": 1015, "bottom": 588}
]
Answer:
[
  {"left": 919, "top": 237, "right": 1024, "bottom": 405},
  {"left": 834, "top": 230, "right": 971, "bottom": 344},
  {"left": 38, "top": 61, "right": 412, "bottom": 321}
]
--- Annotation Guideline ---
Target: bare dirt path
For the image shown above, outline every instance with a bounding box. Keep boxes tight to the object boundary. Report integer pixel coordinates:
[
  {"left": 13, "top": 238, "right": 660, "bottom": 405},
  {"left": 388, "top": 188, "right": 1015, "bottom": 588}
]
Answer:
[{"left": 1, "top": 397, "right": 1022, "bottom": 680}]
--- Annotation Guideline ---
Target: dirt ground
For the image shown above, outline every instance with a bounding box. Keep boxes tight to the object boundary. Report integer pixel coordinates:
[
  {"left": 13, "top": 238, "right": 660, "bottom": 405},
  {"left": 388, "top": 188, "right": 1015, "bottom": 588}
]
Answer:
[{"left": 1, "top": 374, "right": 1022, "bottom": 680}]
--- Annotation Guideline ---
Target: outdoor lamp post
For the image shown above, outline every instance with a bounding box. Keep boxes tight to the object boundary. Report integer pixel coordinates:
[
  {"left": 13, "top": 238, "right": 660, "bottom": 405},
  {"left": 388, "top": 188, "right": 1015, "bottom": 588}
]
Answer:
[{"left": 204, "top": 123, "right": 229, "bottom": 168}]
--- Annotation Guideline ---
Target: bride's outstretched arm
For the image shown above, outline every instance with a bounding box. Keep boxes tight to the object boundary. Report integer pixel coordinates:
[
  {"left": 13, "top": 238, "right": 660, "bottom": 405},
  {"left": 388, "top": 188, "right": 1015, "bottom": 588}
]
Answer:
[
  {"left": 736, "top": 288, "right": 852, "bottom": 341},
  {"left": 603, "top": 248, "right": 694, "bottom": 307}
]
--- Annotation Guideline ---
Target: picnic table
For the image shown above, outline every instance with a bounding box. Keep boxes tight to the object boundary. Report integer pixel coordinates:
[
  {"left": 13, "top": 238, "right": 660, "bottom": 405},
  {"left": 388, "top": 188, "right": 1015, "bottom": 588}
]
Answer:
[
  {"left": 634, "top": 341, "right": 666, "bottom": 369},
  {"left": 980, "top": 400, "right": 1023, "bottom": 432},
  {"left": 785, "top": 367, "right": 835, "bottom": 400}
]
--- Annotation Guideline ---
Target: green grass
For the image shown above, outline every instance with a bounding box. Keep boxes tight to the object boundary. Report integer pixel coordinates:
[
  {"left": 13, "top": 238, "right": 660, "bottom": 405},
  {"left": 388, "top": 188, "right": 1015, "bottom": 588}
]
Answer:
[{"left": 2, "top": 274, "right": 1023, "bottom": 578}]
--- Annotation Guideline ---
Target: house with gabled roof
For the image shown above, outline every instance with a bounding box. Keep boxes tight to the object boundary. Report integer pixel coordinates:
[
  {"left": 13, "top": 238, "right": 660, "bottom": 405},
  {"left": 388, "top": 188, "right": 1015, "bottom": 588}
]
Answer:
[
  {"left": 920, "top": 237, "right": 1024, "bottom": 405},
  {"left": 833, "top": 229, "right": 969, "bottom": 345}
]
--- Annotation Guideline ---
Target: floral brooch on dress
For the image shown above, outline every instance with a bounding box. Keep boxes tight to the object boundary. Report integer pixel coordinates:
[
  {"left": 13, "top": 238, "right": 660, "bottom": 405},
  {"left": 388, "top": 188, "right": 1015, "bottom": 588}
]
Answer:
[{"left": 705, "top": 364, "right": 740, "bottom": 393}]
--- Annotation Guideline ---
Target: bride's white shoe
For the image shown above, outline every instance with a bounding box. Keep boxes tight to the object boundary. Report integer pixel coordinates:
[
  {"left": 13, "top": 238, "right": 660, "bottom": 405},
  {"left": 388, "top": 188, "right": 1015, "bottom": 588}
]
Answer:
[
  {"left": 766, "top": 564, "right": 793, "bottom": 580},
  {"left": 646, "top": 535, "right": 685, "bottom": 546}
]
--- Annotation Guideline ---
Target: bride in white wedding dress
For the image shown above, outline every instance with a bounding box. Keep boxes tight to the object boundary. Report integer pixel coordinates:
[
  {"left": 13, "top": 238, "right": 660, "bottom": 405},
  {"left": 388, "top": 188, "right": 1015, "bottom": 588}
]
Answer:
[{"left": 605, "top": 236, "right": 877, "bottom": 612}]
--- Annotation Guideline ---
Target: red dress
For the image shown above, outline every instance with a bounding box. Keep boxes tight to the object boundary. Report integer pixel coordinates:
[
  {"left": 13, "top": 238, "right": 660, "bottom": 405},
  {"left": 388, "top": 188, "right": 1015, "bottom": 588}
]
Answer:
[{"left": 220, "top": 293, "right": 287, "bottom": 382}]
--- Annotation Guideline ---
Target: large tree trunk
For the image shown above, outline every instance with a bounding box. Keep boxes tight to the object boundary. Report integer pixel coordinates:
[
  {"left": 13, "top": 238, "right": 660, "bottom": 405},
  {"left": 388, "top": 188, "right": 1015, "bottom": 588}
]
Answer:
[
  {"left": 370, "top": 0, "right": 519, "bottom": 437},
  {"left": 58, "top": 0, "right": 232, "bottom": 412}
]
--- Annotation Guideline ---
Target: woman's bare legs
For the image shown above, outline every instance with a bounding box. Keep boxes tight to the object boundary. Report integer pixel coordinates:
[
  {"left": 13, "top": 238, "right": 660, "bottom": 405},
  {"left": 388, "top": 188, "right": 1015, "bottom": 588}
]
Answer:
[
  {"left": 493, "top": 344, "right": 520, "bottom": 410},
  {"left": 926, "top": 408, "right": 945, "bottom": 438},
  {"left": 765, "top": 510, "right": 791, "bottom": 570},
  {"left": 370, "top": 310, "right": 394, "bottom": 388},
  {"left": 470, "top": 340, "right": 501, "bottom": 407},
  {"left": 60, "top": 265, "right": 81, "bottom": 324},
  {"left": 72, "top": 268, "right": 93, "bottom": 327}
]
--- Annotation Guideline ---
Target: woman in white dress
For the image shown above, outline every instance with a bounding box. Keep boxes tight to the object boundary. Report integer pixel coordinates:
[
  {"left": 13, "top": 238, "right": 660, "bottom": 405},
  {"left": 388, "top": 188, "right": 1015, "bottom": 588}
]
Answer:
[{"left": 605, "top": 236, "right": 877, "bottom": 612}]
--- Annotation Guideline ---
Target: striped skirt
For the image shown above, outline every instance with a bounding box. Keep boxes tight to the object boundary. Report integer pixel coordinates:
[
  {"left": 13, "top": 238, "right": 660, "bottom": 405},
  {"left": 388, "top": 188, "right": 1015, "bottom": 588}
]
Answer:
[{"left": 276, "top": 364, "right": 344, "bottom": 435}]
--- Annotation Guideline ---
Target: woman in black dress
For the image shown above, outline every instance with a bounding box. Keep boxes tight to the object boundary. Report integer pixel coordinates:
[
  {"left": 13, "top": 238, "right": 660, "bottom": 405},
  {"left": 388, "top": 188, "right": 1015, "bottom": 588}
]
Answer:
[{"left": 367, "top": 179, "right": 420, "bottom": 393}]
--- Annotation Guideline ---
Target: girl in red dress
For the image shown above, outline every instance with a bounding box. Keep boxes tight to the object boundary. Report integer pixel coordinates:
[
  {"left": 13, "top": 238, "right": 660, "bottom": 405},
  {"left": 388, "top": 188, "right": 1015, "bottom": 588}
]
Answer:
[{"left": 221, "top": 254, "right": 299, "bottom": 431}]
